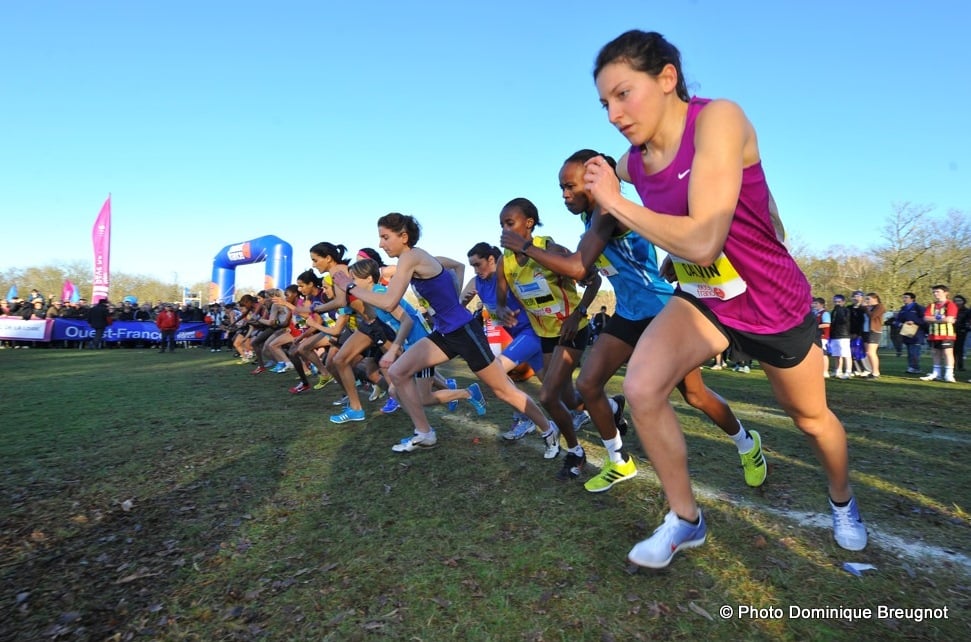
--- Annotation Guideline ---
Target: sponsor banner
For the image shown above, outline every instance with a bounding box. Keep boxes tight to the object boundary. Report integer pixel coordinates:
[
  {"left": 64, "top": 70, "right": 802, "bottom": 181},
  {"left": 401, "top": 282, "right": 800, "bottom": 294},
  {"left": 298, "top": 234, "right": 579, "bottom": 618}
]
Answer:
[
  {"left": 92, "top": 196, "right": 112, "bottom": 303},
  {"left": 0, "top": 317, "right": 54, "bottom": 341},
  {"left": 5, "top": 320, "right": 212, "bottom": 343}
]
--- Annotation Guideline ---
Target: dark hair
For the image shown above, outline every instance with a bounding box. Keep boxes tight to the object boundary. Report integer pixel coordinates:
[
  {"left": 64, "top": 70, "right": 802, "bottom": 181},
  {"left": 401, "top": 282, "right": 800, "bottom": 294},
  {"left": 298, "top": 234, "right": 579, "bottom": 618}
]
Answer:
[
  {"left": 467, "top": 242, "right": 500, "bottom": 261},
  {"left": 309, "top": 242, "right": 350, "bottom": 265},
  {"left": 357, "top": 247, "right": 386, "bottom": 267},
  {"left": 594, "top": 30, "right": 690, "bottom": 102},
  {"left": 866, "top": 292, "right": 881, "bottom": 303},
  {"left": 501, "top": 197, "right": 542, "bottom": 228},
  {"left": 284, "top": 284, "right": 300, "bottom": 296},
  {"left": 349, "top": 258, "right": 381, "bottom": 283},
  {"left": 833, "top": 294, "right": 845, "bottom": 302},
  {"left": 296, "top": 269, "right": 322, "bottom": 287},
  {"left": 238, "top": 294, "right": 257, "bottom": 307},
  {"left": 931, "top": 284, "right": 949, "bottom": 292},
  {"left": 564, "top": 149, "right": 618, "bottom": 173},
  {"left": 902, "top": 292, "right": 916, "bottom": 299},
  {"left": 377, "top": 213, "right": 421, "bottom": 247},
  {"left": 813, "top": 297, "right": 826, "bottom": 305}
]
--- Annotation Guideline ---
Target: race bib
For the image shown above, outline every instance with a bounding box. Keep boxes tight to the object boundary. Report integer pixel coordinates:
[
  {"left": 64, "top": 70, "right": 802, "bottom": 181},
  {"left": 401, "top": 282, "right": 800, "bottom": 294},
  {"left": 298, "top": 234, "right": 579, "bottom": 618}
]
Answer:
[
  {"left": 514, "top": 277, "right": 563, "bottom": 315},
  {"left": 594, "top": 254, "right": 618, "bottom": 277},
  {"left": 671, "top": 252, "right": 747, "bottom": 301}
]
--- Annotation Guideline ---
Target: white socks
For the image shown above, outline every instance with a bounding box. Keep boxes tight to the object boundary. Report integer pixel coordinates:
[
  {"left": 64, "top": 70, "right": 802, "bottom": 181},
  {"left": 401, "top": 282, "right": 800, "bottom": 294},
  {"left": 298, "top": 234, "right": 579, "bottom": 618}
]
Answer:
[
  {"left": 602, "top": 434, "right": 625, "bottom": 464},
  {"left": 730, "top": 423, "right": 754, "bottom": 453}
]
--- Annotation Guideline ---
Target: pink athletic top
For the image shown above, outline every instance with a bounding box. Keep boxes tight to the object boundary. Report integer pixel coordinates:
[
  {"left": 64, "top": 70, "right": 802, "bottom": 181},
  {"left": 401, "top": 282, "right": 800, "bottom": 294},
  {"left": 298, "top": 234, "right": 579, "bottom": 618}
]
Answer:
[{"left": 627, "top": 97, "right": 811, "bottom": 334}]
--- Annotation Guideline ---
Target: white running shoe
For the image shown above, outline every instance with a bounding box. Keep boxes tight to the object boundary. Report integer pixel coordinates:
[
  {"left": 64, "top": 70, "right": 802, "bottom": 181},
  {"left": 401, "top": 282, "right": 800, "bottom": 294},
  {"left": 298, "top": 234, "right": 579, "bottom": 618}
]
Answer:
[
  {"left": 392, "top": 430, "right": 438, "bottom": 453},
  {"left": 628, "top": 510, "right": 707, "bottom": 569},
  {"left": 542, "top": 423, "right": 561, "bottom": 459},
  {"left": 830, "top": 497, "right": 867, "bottom": 551}
]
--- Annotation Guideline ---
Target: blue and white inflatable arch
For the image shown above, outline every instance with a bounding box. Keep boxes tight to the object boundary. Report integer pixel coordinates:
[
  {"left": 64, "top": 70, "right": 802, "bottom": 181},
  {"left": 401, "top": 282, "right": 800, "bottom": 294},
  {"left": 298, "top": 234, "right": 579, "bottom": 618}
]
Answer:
[{"left": 210, "top": 234, "right": 293, "bottom": 304}]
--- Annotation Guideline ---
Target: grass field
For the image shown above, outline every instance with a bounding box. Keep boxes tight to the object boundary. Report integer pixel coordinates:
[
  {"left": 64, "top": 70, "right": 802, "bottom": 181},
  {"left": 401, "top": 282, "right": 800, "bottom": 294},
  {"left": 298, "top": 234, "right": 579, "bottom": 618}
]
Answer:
[{"left": 1, "top": 346, "right": 969, "bottom": 641}]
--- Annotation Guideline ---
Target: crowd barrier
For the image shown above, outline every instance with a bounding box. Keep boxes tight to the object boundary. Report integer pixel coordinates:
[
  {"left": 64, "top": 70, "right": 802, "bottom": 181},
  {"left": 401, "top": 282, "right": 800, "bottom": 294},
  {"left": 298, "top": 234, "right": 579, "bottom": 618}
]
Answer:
[{"left": 0, "top": 317, "right": 210, "bottom": 344}]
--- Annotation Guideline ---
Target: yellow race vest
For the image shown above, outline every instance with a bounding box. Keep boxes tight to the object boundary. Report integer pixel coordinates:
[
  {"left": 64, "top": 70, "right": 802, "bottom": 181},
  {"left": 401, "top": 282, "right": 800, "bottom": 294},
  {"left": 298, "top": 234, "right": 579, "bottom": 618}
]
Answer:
[{"left": 503, "top": 236, "right": 588, "bottom": 338}]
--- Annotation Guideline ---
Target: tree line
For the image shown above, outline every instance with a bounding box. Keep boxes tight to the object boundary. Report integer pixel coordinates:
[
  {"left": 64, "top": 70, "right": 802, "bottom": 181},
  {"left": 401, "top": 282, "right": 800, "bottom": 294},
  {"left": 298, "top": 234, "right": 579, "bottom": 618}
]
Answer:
[
  {"left": 0, "top": 259, "right": 212, "bottom": 307},
  {"left": 3, "top": 204, "right": 967, "bottom": 313},
  {"left": 793, "top": 203, "right": 971, "bottom": 308}
]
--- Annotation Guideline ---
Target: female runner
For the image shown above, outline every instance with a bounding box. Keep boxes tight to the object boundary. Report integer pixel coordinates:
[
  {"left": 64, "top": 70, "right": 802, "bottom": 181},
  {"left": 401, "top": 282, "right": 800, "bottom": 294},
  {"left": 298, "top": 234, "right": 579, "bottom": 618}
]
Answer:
[
  {"left": 583, "top": 30, "right": 866, "bottom": 566},
  {"left": 496, "top": 197, "right": 602, "bottom": 479},
  {"left": 332, "top": 213, "right": 551, "bottom": 453}
]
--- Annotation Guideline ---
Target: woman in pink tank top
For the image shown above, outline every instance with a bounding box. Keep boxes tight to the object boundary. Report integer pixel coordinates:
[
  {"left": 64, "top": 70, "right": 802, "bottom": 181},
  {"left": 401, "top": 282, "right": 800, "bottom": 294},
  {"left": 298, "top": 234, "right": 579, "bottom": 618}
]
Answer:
[{"left": 582, "top": 30, "right": 866, "bottom": 568}]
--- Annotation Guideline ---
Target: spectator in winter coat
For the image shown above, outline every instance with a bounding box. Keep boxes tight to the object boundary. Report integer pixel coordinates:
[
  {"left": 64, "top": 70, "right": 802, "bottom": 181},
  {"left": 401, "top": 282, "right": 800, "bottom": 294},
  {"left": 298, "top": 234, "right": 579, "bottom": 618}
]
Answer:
[
  {"left": 896, "top": 292, "right": 925, "bottom": 374},
  {"left": 86, "top": 299, "right": 112, "bottom": 349},
  {"left": 155, "top": 304, "right": 181, "bottom": 353}
]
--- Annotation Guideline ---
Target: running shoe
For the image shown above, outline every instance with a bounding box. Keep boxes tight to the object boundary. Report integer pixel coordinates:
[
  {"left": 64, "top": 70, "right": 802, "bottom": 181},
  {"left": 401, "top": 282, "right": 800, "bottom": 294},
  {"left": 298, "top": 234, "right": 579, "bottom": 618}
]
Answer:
[
  {"left": 920, "top": 373, "right": 940, "bottom": 381},
  {"left": 332, "top": 395, "right": 350, "bottom": 407},
  {"left": 739, "top": 430, "right": 768, "bottom": 488},
  {"left": 289, "top": 382, "right": 311, "bottom": 394},
  {"left": 556, "top": 450, "right": 586, "bottom": 481},
  {"left": 542, "top": 424, "right": 561, "bottom": 459},
  {"left": 380, "top": 396, "right": 400, "bottom": 414},
  {"left": 330, "top": 408, "right": 365, "bottom": 424},
  {"left": 392, "top": 430, "right": 438, "bottom": 453},
  {"left": 308, "top": 363, "right": 319, "bottom": 375},
  {"left": 369, "top": 386, "right": 387, "bottom": 402},
  {"left": 270, "top": 362, "right": 288, "bottom": 373},
  {"left": 502, "top": 416, "right": 536, "bottom": 441},
  {"left": 467, "top": 383, "right": 487, "bottom": 416},
  {"left": 611, "top": 394, "right": 628, "bottom": 436},
  {"left": 571, "top": 409, "right": 590, "bottom": 431},
  {"left": 251, "top": 365, "right": 267, "bottom": 375},
  {"left": 628, "top": 509, "right": 707, "bottom": 569},
  {"left": 313, "top": 375, "right": 333, "bottom": 390},
  {"left": 830, "top": 497, "right": 867, "bottom": 551},
  {"left": 584, "top": 454, "right": 637, "bottom": 493},
  {"left": 445, "top": 378, "right": 458, "bottom": 412}
]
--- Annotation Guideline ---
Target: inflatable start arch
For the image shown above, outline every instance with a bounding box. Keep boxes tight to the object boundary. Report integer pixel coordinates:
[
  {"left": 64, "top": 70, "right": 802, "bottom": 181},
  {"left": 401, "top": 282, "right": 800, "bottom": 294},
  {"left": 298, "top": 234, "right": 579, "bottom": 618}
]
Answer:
[{"left": 210, "top": 234, "right": 293, "bottom": 304}]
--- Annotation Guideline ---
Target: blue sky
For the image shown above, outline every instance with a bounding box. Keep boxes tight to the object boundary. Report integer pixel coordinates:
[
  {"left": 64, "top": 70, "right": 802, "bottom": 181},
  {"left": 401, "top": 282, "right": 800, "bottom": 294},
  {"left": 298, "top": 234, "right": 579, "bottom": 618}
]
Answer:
[{"left": 1, "top": 1, "right": 968, "bottom": 294}]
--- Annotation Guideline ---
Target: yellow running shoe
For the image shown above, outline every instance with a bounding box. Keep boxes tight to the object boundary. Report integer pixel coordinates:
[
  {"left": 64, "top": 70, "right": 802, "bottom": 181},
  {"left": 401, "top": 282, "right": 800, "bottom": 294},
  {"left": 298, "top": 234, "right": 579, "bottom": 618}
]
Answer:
[
  {"left": 313, "top": 375, "right": 332, "bottom": 390},
  {"left": 739, "top": 430, "right": 768, "bottom": 487},
  {"left": 584, "top": 454, "right": 637, "bottom": 493}
]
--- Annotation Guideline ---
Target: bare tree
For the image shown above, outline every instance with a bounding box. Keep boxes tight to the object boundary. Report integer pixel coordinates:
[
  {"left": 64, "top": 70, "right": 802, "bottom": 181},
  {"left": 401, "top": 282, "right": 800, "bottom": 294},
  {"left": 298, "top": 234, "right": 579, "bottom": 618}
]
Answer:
[
  {"left": 930, "top": 208, "right": 971, "bottom": 294},
  {"left": 871, "top": 202, "right": 935, "bottom": 295}
]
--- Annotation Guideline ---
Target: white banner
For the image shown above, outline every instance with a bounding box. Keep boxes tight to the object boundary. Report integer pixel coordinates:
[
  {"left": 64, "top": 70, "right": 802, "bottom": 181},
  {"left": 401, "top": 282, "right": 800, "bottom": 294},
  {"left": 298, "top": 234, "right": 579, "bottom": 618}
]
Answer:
[{"left": 0, "top": 317, "right": 53, "bottom": 341}]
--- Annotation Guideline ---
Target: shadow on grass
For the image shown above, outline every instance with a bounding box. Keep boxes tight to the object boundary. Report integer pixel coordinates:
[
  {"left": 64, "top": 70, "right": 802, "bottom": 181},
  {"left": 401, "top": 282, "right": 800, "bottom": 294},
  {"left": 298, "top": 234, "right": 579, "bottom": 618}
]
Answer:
[
  {"left": 2, "top": 349, "right": 968, "bottom": 640},
  {"left": 2, "top": 435, "right": 301, "bottom": 641}
]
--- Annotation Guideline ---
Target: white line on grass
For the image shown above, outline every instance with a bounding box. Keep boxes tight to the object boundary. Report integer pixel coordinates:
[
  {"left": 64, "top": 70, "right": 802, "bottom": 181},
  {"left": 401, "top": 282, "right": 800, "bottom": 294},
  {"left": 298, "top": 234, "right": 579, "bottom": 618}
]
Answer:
[{"left": 440, "top": 411, "right": 971, "bottom": 573}]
